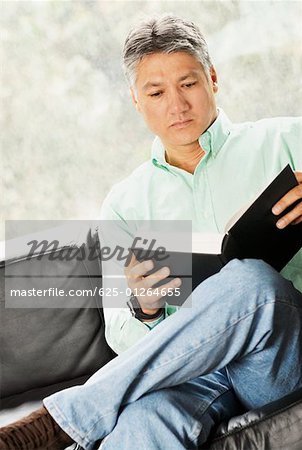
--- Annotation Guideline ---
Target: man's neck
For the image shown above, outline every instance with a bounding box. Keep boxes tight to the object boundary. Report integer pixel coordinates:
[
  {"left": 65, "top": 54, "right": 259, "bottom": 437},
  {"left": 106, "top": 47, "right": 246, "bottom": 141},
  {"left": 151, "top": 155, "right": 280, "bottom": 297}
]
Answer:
[
  {"left": 165, "top": 141, "right": 206, "bottom": 174},
  {"left": 163, "top": 110, "right": 219, "bottom": 174}
]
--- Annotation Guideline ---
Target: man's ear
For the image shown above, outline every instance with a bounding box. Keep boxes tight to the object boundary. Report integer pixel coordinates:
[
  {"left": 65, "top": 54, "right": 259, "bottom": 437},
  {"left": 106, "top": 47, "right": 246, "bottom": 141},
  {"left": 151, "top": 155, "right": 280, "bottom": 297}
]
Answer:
[
  {"left": 209, "top": 66, "right": 218, "bottom": 93},
  {"left": 130, "top": 88, "right": 141, "bottom": 112}
]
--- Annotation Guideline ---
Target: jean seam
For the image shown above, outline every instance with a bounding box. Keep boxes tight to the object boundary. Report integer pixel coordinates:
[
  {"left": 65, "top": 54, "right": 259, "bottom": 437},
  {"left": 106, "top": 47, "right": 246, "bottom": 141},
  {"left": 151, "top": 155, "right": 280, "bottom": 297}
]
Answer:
[
  {"left": 46, "top": 399, "right": 117, "bottom": 449},
  {"left": 84, "top": 407, "right": 121, "bottom": 446},
  {"left": 188, "top": 387, "right": 231, "bottom": 443},
  {"left": 45, "top": 400, "right": 86, "bottom": 447}
]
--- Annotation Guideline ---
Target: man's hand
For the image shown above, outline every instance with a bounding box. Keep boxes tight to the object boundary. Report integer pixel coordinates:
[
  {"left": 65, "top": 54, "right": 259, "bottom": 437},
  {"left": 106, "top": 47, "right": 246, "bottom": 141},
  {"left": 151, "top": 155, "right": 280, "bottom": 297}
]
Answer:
[
  {"left": 272, "top": 171, "right": 302, "bottom": 228},
  {"left": 124, "top": 253, "right": 181, "bottom": 317}
]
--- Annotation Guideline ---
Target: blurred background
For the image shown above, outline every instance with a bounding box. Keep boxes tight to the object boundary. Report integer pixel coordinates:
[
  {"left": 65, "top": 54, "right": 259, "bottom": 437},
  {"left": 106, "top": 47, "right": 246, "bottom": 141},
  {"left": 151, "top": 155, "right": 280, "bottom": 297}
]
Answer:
[{"left": 1, "top": 0, "right": 302, "bottom": 240}]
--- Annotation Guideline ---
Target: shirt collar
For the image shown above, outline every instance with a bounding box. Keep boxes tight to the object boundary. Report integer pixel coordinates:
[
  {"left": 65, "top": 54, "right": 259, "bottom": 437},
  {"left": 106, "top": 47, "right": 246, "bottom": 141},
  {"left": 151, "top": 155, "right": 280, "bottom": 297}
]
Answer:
[{"left": 151, "top": 108, "right": 232, "bottom": 169}]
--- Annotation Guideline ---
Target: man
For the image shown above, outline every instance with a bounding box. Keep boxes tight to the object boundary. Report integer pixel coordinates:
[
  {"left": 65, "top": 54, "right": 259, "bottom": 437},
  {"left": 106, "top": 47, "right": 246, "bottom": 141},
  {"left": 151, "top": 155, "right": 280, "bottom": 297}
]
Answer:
[{"left": 1, "top": 14, "right": 302, "bottom": 450}]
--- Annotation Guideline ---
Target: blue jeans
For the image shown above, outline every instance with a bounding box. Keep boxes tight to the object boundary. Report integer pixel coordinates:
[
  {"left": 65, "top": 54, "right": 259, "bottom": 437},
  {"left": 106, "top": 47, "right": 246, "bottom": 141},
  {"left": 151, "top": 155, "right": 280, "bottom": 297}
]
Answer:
[{"left": 44, "top": 259, "right": 302, "bottom": 450}]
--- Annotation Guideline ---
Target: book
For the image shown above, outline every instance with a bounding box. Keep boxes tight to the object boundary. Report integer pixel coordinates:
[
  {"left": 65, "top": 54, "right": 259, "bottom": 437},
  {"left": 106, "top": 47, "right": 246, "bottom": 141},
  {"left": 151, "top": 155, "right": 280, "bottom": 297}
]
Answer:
[{"left": 131, "top": 165, "right": 302, "bottom": 305}]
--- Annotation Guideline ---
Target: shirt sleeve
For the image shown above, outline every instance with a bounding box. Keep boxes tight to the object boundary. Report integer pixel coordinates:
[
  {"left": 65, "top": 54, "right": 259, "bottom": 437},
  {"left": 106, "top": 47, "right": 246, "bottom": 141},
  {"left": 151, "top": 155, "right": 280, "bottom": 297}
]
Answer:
[
  {"left": 281, "top": 117, "right": 302, "bottom": 170},
  {"left": 266, "top": 116, "right": 302, "bottom": 171},
  {"left": 103, "top": 302, "right": 178, "bottom": 354},
  {"left": 99, "top": 190, "right": 179, "bottom": 354}
]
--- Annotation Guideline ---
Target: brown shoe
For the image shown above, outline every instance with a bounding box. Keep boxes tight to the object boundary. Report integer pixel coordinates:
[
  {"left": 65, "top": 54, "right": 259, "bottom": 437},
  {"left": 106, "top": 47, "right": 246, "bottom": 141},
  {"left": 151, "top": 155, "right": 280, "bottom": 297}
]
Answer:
[{"left": 0, "top": 406, "right": 74, "bottom": 450}]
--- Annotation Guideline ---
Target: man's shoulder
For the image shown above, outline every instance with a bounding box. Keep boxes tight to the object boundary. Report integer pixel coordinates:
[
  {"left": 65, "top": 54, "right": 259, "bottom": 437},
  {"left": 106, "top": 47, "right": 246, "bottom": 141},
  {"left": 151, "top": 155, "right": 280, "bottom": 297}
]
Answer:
[
  {"left": 233, "top": 115, "right": 302, "bottom": 134},
  {"left": 109, "top": 160, "right": 154, "bottom": 195},
  {"left": 101, "top": 160, "right": 155, "bottom": 213}
]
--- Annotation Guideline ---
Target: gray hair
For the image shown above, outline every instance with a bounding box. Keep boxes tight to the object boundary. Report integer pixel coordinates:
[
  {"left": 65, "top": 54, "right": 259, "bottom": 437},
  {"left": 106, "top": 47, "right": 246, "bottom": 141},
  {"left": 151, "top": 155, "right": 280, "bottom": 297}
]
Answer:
[{"left": 123, "top": 14, "right": 213, "bottom": 88}]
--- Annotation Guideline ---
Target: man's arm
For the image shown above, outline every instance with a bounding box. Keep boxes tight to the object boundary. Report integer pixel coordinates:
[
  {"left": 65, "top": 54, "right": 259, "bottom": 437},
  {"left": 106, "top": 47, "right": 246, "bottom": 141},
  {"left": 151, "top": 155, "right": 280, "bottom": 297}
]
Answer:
[{"left": 99, "top": 191, "right": 178, "bottom": 354}]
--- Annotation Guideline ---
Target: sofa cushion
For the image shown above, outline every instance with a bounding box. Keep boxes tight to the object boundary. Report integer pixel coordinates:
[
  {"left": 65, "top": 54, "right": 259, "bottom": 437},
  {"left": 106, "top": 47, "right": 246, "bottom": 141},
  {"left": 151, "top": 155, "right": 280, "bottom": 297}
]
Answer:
[
  {"left": 205, "top": 388, "right": 302, "bottom": 449},
  {"left": 0, "top": 375, "right": 91, "bottom": 427},
  {"left": 0, "top": 225, "right": 115, "bottom": 399}
]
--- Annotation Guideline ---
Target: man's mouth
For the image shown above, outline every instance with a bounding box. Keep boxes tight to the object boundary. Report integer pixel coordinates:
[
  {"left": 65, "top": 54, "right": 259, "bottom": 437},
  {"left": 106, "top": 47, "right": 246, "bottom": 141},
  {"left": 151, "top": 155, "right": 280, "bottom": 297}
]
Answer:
[{"left": 170, "top": 119, "right": 193, "bottom": 129}]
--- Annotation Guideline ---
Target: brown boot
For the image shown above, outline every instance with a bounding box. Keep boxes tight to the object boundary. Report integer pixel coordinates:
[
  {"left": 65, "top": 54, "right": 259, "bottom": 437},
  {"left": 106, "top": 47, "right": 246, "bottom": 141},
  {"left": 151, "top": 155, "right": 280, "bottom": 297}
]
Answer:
[{"left": 0, "top": 406, "right": 74, "bottom": 450}]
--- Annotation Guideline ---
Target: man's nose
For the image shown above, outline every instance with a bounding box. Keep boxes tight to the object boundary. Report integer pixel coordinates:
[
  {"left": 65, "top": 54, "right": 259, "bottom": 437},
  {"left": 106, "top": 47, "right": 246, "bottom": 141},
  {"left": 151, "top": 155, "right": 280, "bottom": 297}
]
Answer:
[{"left": 168, "top": 90, "right": 190, "bottom": 115}]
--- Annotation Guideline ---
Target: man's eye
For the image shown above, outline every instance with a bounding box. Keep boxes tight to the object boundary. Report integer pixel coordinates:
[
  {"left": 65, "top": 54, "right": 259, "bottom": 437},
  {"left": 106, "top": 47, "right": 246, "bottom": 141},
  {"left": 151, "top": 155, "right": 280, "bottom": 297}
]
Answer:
[
  {"left": 150, "top": 92, "right": 162, "bottom": 97},
  {"left": 184, "top": 82, "right": 197, "bottom": 88}
]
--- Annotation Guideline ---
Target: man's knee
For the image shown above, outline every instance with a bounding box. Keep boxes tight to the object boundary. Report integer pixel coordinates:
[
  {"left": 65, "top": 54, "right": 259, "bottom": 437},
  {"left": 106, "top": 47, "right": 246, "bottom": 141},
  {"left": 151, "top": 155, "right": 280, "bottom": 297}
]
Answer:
[
  {"left": 193, "top": 258, "right": 301, "bottom": 315},
  {"left": 100, "top": 390, "right": 195, "bottom": 450},
  {"left": 221, "top": 258, "right": 293, "bottom": 295},
  {"left": 225, "top": 258, "right": 275, "bottom": 278}
]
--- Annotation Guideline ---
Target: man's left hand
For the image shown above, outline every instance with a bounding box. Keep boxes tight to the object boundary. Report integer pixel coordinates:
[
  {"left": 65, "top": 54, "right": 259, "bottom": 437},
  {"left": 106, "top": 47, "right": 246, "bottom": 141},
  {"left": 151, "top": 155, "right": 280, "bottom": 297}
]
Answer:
[{"left": 272, "top": 171, "right": 302, "bottom": 228}]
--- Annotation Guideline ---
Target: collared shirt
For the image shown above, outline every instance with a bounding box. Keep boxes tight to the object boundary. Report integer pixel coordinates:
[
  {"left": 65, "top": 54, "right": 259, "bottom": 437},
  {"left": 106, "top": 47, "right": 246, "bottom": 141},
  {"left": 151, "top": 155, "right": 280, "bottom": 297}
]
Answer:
[{"left": 100, "top": 108, "right": 302, "bottom": 355}]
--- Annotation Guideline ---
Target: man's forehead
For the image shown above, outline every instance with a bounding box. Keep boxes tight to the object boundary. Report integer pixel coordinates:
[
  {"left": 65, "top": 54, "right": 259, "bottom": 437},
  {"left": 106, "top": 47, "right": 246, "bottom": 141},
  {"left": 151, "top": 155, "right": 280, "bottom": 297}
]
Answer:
[{"left": 141, "top": 70, "right": 201, "bottom": 91}]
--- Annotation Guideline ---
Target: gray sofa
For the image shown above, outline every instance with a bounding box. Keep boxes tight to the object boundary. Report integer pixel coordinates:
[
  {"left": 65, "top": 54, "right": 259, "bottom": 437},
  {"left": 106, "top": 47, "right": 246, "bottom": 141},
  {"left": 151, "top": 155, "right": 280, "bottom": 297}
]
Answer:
[{"left": 1, "top": 224, "right": 302, "bottom": 449}]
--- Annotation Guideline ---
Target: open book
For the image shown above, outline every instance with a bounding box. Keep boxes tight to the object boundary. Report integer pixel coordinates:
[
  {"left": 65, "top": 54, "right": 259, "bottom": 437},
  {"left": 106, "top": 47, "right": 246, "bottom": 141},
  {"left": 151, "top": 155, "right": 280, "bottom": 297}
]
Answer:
[{"left": 131, "top": 165, "right": 302, "bottom": 304}]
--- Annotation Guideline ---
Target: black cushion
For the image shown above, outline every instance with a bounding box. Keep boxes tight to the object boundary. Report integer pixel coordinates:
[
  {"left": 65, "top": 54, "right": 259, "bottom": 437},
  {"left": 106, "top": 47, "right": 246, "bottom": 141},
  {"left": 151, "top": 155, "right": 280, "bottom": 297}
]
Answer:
[
  {"left": 203, "top": 387, "right": 302, "bottom": 449},
  {"left": 0, "top": 225, "right": 115, "bottom": 399}
]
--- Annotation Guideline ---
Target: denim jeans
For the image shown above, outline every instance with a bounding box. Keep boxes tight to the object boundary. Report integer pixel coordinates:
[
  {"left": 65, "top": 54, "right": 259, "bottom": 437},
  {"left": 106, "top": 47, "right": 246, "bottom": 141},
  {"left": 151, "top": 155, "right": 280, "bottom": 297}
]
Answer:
[{"left": 44, "top": 259, "right": 302, "bottom": 450}]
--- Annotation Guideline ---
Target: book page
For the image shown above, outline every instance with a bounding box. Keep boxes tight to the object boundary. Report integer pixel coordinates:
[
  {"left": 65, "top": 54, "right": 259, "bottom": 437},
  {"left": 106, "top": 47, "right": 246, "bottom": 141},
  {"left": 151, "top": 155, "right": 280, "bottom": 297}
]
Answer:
[
  {"left": 192, "top": 232, "right": 223, "bottom": 254},
  {"left": 133, "top": 228, "right": 223, "bottom": 255},
  {"left": 224, "top": 202, "right": 251, "bottom": 233}
]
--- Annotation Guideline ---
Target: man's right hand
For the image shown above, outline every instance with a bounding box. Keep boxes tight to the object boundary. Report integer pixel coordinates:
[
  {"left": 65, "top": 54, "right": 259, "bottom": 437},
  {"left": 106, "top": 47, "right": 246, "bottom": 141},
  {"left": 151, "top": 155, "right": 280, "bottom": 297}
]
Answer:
[{"left": 124, "top": 253, "right": 182, "bottom": 317}]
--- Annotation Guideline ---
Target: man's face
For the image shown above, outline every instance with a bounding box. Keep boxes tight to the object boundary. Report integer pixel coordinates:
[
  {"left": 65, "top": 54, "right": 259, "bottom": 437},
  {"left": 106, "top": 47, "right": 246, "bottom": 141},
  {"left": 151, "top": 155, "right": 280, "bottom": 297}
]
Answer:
[{"left": 131, "top": 51, "right": 218, "bottom": 152}]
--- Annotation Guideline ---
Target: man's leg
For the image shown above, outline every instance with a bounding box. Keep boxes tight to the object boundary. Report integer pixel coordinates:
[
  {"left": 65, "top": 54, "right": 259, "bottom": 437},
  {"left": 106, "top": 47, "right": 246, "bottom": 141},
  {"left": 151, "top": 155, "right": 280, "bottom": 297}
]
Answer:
[
  {"left": 99, "top": 370, "right": 242, "bottom": 450},
  {"left": 1, "top": 259, "right": 302, "bottom": 450},
  {"left": 42, "top": 259, "right": 302, "bottom": 449},
  {"left": 227, "top": 285, "right": 302, "bottom": 409}
]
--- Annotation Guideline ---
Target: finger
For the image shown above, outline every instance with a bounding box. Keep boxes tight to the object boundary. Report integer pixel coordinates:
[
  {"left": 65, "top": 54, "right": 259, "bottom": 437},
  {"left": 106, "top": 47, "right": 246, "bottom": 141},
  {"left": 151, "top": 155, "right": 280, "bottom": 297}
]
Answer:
[
  {"left": 272, "top": 184, "right": 302, "bottom": 216},
  {"left": 128, "top": 259, "right": 154, "bottom": 282},
  {"left": 150, "top": 277, "right": 182, "bottom": 300},
  {"left": 143, "top": 266, "right": 171, "bottom": 289},
  {"left": 294, "top": 171, "right": 302, "bottom": 183},
  {"left": 124, "top": 252, "right": 138, "bottom": 276},
  {"left": 139, "top": 277, "right": 182, "bottom": 309},
  {"left": 276, "top": 201, "right": 302, "bottom": 229},
  {"left": 291, "top": 216, "right": 302, "bottom": 225}
]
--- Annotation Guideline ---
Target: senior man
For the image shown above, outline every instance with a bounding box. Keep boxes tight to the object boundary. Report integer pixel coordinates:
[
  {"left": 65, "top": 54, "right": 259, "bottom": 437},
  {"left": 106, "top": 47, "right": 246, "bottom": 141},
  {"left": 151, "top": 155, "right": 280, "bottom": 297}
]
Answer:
[{"left": 1, "top": 14, "right": 302, "bottom": 450}]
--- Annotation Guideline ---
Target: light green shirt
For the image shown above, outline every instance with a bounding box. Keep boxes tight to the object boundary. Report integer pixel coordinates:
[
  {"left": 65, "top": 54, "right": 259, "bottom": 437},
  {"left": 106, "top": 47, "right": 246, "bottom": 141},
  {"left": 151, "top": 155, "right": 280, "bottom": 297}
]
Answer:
[{"left": 100, "top": 108, "right": 302, "bottom": 354}]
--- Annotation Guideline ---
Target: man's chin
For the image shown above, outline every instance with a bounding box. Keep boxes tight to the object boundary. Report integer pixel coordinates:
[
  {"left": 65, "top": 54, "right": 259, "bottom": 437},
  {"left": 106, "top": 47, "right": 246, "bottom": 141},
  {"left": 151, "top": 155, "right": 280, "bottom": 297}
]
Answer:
[
  {"left": 165, "top": 133, "right": 202, "bottom": 149},
  {"left": 165, "top": 124, "right": 205, "bottom": 143}
]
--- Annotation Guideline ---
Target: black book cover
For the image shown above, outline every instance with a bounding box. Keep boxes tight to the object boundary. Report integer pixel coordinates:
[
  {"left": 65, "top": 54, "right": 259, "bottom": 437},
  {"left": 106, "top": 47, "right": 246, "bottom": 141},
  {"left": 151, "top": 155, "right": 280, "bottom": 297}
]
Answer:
[{"left": 222, "top": 164, "right": 302, "bottom": 271}]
